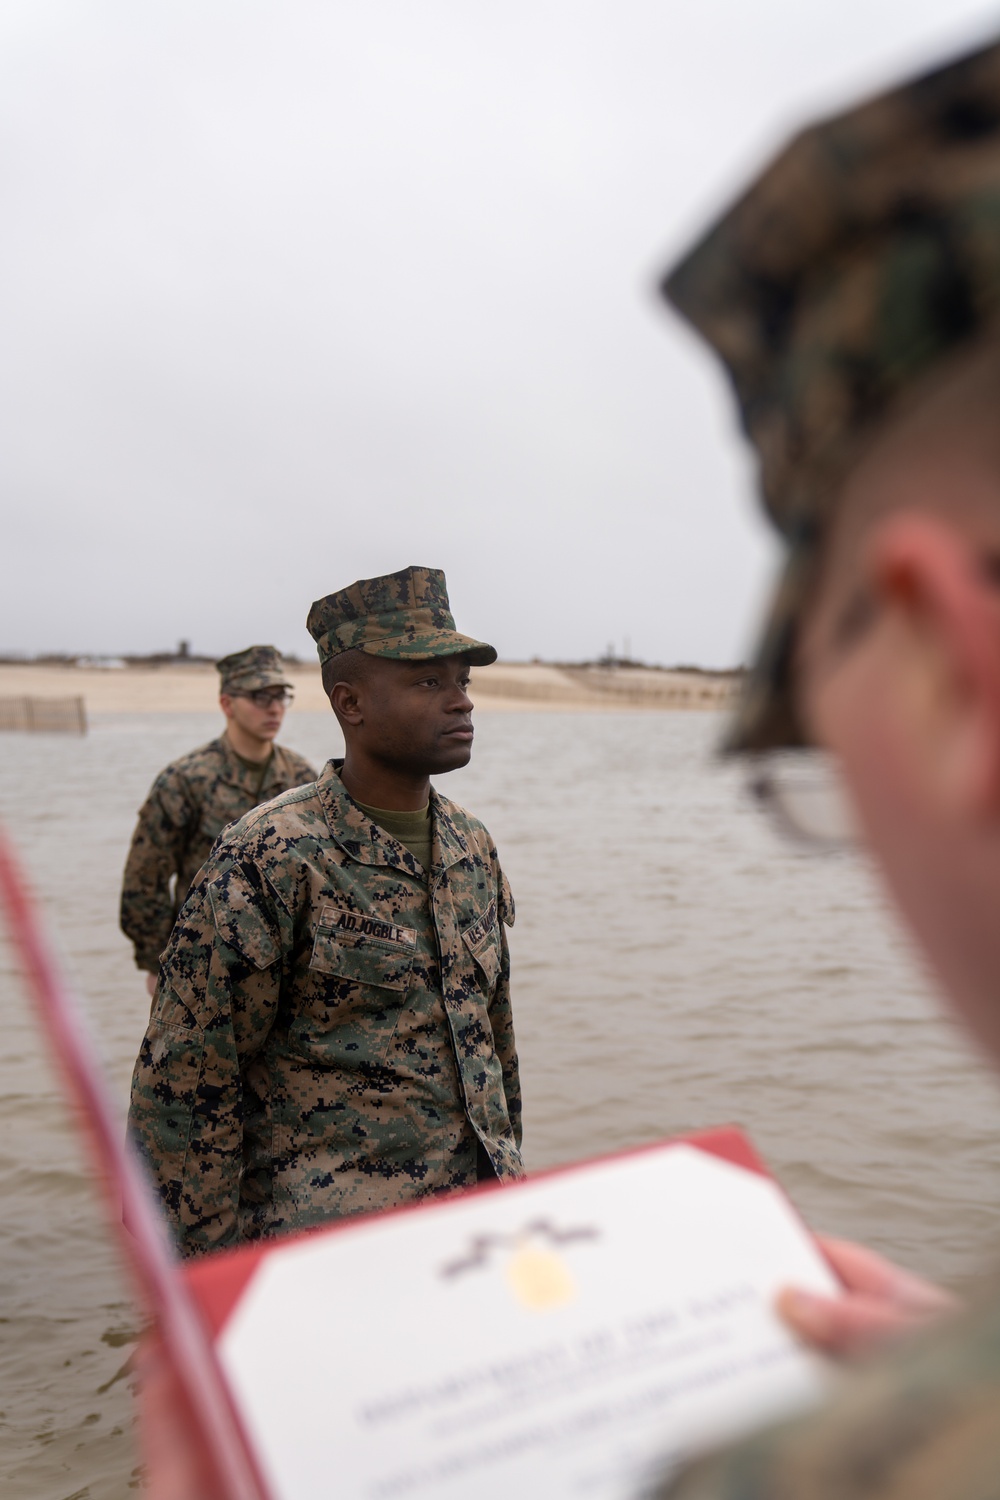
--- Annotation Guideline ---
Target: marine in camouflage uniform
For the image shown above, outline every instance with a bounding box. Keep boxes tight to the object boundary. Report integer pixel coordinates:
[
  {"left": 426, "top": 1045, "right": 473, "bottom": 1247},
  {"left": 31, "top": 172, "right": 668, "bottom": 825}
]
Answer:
[
  {"left": 120, "top": 645, "right": 316, "bottom": 975},
  {"left": 127, "top": 568, "right": 522, "bottom": 1257},
  {"left": 652, "top": 34, "right": 1000, "bottom": 1500}
]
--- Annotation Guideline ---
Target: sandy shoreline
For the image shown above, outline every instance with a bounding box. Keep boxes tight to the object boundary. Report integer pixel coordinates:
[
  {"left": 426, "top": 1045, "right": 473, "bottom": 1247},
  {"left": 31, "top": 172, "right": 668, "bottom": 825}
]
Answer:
[{"left": 0, "top": 661, "right": 740, "bottom": 716}]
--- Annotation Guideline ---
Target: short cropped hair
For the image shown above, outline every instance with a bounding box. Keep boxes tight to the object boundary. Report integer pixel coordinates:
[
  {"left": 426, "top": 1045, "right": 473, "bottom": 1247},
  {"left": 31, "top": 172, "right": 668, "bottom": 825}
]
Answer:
[{"left": 320, "top": 647, "right": 373, "bottom": 702}]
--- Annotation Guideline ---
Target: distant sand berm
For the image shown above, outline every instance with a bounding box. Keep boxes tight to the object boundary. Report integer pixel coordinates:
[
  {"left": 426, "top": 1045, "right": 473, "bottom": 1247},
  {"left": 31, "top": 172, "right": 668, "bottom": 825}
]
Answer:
[{"left": 0, "top": 661, "right": 739, "bottom": 715}]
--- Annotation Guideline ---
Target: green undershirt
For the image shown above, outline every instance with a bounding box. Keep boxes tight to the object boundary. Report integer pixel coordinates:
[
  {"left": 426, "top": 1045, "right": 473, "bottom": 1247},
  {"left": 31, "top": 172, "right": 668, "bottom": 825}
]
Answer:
[
  {"left": 232, "top": 747, "right": 274, "bottom": 797},
  {"left": 356, "top": 800, "right": 433, "bottom": 870}
]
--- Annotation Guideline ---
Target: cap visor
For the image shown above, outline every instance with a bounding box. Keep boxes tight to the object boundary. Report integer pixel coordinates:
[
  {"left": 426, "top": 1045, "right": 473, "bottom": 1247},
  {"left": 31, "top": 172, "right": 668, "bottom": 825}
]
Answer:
[{"left": 362, "top": 630, "right": 497, "bottom": 667}]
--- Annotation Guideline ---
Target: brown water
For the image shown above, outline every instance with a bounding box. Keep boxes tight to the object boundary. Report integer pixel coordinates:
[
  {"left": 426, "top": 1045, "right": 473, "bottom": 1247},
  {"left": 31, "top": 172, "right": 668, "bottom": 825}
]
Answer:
[{"left": 2, "top": 710, "right": 999, "bottom": 1498}]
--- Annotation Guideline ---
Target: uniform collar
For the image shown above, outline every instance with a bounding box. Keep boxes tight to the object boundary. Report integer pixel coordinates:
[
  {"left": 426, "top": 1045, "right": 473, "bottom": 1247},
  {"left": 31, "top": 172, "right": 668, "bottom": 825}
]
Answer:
[{"left": 316, "top": 760, "right": 468, "bottom": 875}]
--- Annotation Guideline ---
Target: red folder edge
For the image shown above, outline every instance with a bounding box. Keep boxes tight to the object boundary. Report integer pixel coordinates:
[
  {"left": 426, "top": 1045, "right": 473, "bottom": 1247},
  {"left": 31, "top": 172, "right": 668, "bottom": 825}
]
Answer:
[{"left": 0, "top": 826, "right": 272, "bottom": 1500}]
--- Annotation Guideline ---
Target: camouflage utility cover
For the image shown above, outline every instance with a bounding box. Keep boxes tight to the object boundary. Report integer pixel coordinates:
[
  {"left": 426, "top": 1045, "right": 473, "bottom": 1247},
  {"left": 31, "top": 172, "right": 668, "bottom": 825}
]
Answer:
[
  {"left": 659, "top": 1282, "right": 1000, "bottom": 1500},
  {"left": 127, "top": 760, "right": 522, "bottom": 1256},
  {"left": 120, "top": 736, "right": 317, "bottom": 972},
  {"left": 307, "top": 565, "right": 497, "bottom": 666},
  {"left": 662, "top": 38, "right": 1000, "bottom": 751},
  {"left": 215, "top": 644, "right": 291, "bottom": 694}
]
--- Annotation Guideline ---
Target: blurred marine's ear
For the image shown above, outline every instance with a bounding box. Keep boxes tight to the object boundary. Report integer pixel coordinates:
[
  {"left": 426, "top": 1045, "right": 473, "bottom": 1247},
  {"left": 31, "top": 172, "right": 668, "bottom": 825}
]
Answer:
[{"left": 871, "top": 516, "right": 1000, "bottom": 819}]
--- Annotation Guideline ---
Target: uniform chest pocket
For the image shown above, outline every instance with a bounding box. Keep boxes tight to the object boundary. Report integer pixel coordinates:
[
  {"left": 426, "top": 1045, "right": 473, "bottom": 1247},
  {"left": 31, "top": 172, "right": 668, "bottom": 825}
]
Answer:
[
  {"left": 462, "top": 901, "right": 501, "bottom": 990},
  {"left": 309, "top": 928, "right": 415, "bottom": 992}
]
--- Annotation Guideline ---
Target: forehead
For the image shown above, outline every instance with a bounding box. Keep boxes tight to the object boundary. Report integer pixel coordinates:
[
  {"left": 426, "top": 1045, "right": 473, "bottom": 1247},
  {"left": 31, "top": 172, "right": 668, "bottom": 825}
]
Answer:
[{"left": 372, "top": 652, "right": 472, "bottom": 677}]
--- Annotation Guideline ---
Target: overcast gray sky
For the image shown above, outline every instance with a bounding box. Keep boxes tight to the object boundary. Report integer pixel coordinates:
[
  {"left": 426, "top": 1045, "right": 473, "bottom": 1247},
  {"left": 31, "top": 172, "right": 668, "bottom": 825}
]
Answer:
[{"left": 3, "top": 1, "right": 998, "bottom": 666}]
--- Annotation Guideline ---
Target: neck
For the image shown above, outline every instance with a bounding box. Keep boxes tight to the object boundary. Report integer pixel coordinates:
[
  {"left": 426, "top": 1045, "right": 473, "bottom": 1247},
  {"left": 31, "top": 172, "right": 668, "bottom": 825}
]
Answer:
[
  {"left": 338, "top": 751, "right": 430, "bottom": 811},
  {"left": 224, "top": 724, "right": 273, "bottom": 764}
]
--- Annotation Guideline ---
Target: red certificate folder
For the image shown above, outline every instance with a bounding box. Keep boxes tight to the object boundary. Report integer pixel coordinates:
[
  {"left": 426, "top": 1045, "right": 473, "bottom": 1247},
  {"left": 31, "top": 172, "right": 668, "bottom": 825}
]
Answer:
[{"left": 0, "top": 827, "right": 836, "bottom": 1500}]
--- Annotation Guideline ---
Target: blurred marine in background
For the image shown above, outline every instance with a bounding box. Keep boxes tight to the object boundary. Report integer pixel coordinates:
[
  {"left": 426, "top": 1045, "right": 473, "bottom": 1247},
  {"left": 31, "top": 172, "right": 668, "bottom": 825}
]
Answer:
[
  {"left": 119, "top": 644, "right": 316, "bottom": 994},
  {"left": 656, "top": 32, "right": 1000, "bottom": 1500}
]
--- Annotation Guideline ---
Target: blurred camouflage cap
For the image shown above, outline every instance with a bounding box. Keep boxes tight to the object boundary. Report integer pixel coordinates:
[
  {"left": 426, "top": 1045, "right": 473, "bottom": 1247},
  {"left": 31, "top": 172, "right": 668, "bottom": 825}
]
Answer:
[
  {"left": 662, "top": 36, "right": 1000, "bottom": 752},
  {"left": 215, "top": 644, "right": 291, "bottom": 694},
  {"left": 307, "top": 565, "right": 498, "bottom": 667}
]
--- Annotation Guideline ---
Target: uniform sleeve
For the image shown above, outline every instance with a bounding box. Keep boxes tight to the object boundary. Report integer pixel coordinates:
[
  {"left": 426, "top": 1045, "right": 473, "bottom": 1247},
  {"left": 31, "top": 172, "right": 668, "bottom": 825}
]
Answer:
[
  {"left": 490, "top": 865, "right": 521, "bottom": 1149},
  {"left": 120, "top": 768, "right": 195, "bottom": 973},
  {"left": 126, "top": 856, "right": 284, "bottom": 1257},
  {"left": 654, "top": 1301, "right": 1000, "bottom": 1500}
]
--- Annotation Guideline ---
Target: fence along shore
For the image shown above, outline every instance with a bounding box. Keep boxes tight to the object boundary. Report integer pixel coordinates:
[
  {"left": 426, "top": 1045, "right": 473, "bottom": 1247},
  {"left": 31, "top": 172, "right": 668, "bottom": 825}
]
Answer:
[{"left": 0, "top": 694, "right": 87, "bottom": 734}]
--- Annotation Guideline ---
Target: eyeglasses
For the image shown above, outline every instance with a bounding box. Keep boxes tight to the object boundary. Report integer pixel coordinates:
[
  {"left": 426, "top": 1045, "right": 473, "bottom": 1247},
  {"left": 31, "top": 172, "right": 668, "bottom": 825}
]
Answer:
[
  {"left": 241, "top": 688, "right": 294, "bottom": 709},
  {"left": 746, "top": 751, "right": 859, "bottom": 849},
  {"left": 745, "top": 546, "right": 1000, "bottom": 850}
]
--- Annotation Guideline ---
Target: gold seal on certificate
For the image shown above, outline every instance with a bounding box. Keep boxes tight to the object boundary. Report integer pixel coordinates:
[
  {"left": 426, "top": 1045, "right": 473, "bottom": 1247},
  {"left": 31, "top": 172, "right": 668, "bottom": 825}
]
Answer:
[
  {"left": 440, "top": 1218, "right": 600, "bottom": 1311},
  {"left": 505, "top": 1241, "right": 579, "bottom": 1310}
]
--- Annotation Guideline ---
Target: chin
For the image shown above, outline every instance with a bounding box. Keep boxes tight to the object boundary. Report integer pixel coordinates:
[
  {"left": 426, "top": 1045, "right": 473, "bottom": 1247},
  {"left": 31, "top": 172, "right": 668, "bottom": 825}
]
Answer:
[{"left": 428, "top": 744, "right": 473, "bottom": 774}]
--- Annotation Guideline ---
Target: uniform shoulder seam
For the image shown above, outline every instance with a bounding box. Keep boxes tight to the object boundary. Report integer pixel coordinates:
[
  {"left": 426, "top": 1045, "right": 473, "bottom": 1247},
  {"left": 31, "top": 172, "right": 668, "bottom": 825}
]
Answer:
[
  {"left": 276, "top": 780, "right": 318, "bottom": 804},
  {"left": 434, "top": 794, "right": 492, "bottom": 843},
  {"left": 238, "top": 780, "right": 318, "bottom": 837}
]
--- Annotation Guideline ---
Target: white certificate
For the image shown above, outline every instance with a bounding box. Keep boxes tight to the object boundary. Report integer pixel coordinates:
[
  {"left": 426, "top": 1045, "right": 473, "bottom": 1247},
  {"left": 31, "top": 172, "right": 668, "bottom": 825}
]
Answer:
[{"left": 187, "top": 1131, "right": 838, "bottom": 1500}]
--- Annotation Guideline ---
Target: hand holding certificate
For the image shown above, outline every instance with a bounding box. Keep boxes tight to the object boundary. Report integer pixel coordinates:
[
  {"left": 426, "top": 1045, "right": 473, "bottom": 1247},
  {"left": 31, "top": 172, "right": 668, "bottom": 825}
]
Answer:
[{"left": 777, "top": 1234, "right": 956, "bottom": 1357}]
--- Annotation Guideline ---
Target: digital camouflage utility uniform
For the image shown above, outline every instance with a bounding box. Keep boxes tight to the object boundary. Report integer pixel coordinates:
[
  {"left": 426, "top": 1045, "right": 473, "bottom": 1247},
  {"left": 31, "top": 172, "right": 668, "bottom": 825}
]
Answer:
[
  {"left": 120, "top": 645, "right": 315, "bottom": 974},
  {"left": 654, "top": 34, "right": 1000, "bottom": 1500},
  {"left": 128, "top": 569, "right": 522, "bottom": 1256},
  {"left": 120, "top": 735, "right": 317, "bottom": 972}
]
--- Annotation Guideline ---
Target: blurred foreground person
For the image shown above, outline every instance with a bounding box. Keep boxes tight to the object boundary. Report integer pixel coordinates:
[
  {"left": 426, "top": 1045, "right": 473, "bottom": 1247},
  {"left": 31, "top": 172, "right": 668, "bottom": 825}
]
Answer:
[
  {"left": 128, "top": 566, "right": 522, "bottom": 1259},
  {"left": 656, "top": 33, "right": 1000, "bottom": 1500},
  {"left": 120, "top": 646, "right": 316, "bottom": 997}
]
